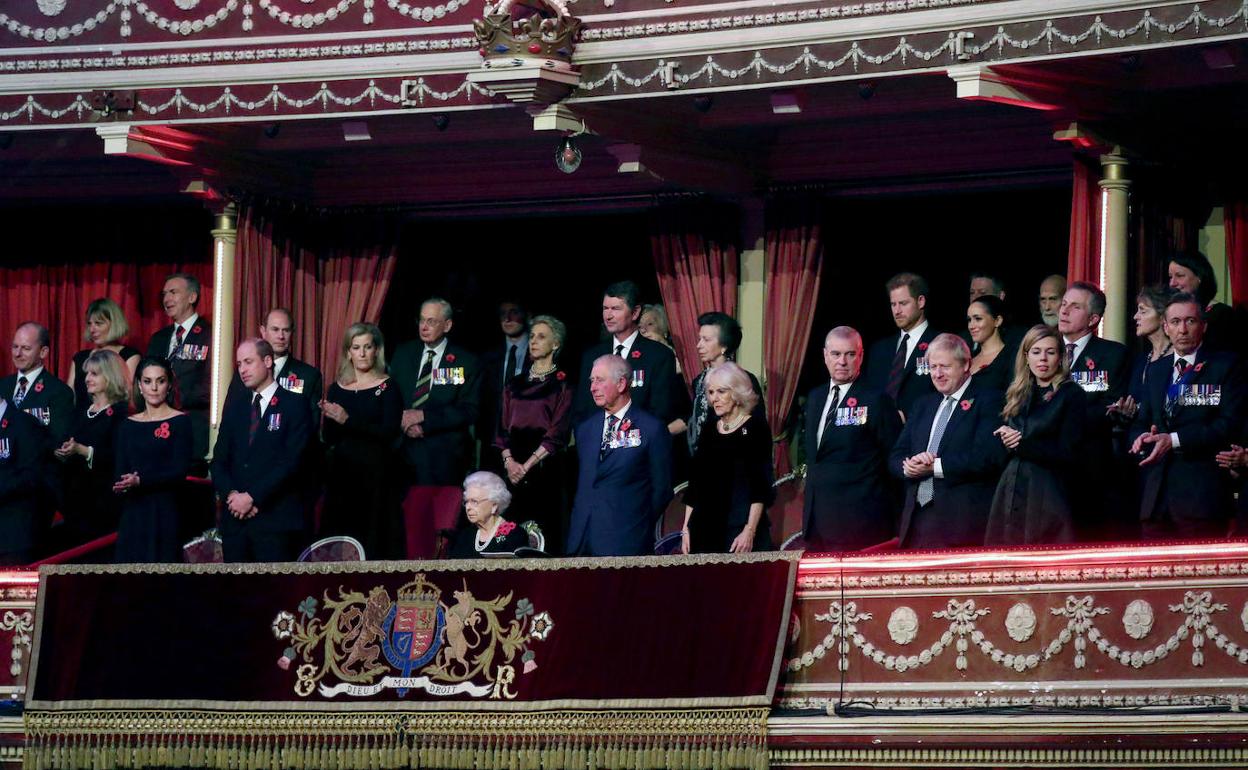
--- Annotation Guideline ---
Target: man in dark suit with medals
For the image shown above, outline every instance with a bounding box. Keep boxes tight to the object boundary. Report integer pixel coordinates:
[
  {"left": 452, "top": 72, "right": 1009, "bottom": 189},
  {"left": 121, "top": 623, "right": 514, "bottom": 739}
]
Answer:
[
  {"left": 568, "top": 354, "right": 672, "bottom": 556},
  {"left": 147, "top": 273, "right": 212, "bottom": 469},
  {"left": 225, "top": 309, "right": 323, "bottom": 426},
  {"left": 864, "top": 272, "right": 941, "bottom": 421},
  {"left": 1131, "top": 292, "right": 1247, "bottom": 540},
  {"left": 2, "top": 322, "right": 73, "bottom": 443},
  {"left": 0, "top": 398, "right": 52, "bottom": 564},
  {"left": 211, "top": 339, "right": 312, "bottom": 562},
  {"left": 573, "top": 281, "right": 683, "bottom": 431},
  {"left": 1059, "top": 282, "right": 1132, "bottom": 540},
  {"left": 478, "top": 300, "right": 531, "bottom": 475},
  {"left": 889, "top": 334, "right": 1006, "bottom": 549},
  {"left": 391, "top": 298, "right": 482, "bottom": 558},
  {"left": 804, "top": 326, "right": 903, "bottom": 551}
]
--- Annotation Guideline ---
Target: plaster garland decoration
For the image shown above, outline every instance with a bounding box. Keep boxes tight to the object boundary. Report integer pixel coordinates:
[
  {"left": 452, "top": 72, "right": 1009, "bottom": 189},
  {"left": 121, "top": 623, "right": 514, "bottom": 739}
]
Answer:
[
  {"left": 173, "top": 0, "right": 201, "bottom": 10},
  {"left": 786, "top": 591, "right": 1242, "bottom": 676},
  {"left": 1123, "top": 599, "right": 1155, "bottom": 640},
  {"left": 0, "top": 610, "right": 33, "bottom": 679},
  {"left": 1004, "top": 602, "right": 1036, "bottom": 642},
  {"left": 1241, "top": 601, "right": 1248, "bottom": 632},
  {"left": 887, "top": 607, "right": 918, "bottom": 646},
  {"left": 36, "top": 0, "right": 68, "bottom": 17}
]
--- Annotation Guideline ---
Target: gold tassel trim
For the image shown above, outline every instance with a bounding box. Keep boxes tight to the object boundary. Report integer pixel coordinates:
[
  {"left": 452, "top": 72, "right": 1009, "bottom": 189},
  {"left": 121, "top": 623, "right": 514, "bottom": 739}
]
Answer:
[{"left": 24, "top": 708, "right": 769, "bottom": 770}]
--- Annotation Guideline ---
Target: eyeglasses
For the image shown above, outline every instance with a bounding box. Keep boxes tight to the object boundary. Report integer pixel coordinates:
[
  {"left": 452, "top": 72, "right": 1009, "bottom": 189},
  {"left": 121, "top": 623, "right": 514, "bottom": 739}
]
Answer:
[{"left": 464, "top": 496, "right": 491, "bottom": 507}]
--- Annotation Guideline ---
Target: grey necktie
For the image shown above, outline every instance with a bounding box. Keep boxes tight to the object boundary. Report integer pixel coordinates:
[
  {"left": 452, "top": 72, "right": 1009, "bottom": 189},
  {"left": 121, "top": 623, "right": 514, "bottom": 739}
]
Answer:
[{"left": 917, "top": 396, "right": 956, "bottom": 507}]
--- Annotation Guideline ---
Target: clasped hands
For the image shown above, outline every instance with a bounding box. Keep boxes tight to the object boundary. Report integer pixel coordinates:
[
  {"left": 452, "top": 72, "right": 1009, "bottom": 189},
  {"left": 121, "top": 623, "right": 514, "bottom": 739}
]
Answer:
[
  {"left": 1130, "top": 424, "right": 1173, "bottom": 466},
  {"left": 901, "top": 451, "right": 936, "bottom": 478},
  {"left": 112, "top": 472, "right": 140, "bottom": 493},
  {"left": 503, "top": 456, "right": 527, "bottom": 485},
  {"left": 53, "top": 438, "right": 87, "bottom": 461},
  {"left": 318, "top": 400, "right": 348, "bottom": 425},
  {"left": 1216, "top": 444, "right": 1248, "bottom": 478},
  {"left": 226, "top": 490, "right": 259, "bottom": 519},
  {"left": 993, "top": 425, "right": 1022, "bottom": 450},
  {"left": 401, "top": 408, "right": 425, "bottom": 438}
]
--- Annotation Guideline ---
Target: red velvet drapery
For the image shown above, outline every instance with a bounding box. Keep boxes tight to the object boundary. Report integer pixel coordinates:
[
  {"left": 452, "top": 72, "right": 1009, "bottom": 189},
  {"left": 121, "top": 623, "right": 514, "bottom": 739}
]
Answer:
[
  {"left": 1227, "top": 201, "right": 1248, "bottom": 307},
  {"left": 235, "top": 203, "right": 401, "bottom": 392},
  {"left": 1066, "top": 156, "right": 1102, "bottom": 285},
  {"left": 0, "top": 207, "right": 213, "bottom": 380},
  {"left": 650, "top": 205, "right": 740, "bottom": 389},
  {"left": 764, "top": 200, "right": 823, "bottom": 475}
]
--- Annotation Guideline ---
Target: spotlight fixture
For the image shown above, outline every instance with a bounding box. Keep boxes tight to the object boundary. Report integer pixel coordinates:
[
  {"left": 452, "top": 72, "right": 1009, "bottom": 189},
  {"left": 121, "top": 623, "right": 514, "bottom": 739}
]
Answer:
[
  {"left": 692, "top": 95, "right": 714, "bottom": 113},
  {"left": 342, "top": 121, "right": 371, "bottom": 142},
  {"left": 769, "top": 91, "right": 804, "bottom": 114},
  {"left": 555, "top": 135, "right": 582, "bottom": 174},
  {"left": 858, "top": 82, "right": 876, "bottom": 100},
  {"left": 262, "top": 122, "right": 281, "bottom": 139},
  {"left": 432, "top": 114, "right": 450, "bottom": 131}
]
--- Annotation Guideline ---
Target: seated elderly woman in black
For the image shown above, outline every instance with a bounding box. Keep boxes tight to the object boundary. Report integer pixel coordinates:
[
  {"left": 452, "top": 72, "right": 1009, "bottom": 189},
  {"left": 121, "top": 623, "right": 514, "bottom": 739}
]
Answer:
[{"left": 448, "top": 471, "right": 531, "bottom": 558}]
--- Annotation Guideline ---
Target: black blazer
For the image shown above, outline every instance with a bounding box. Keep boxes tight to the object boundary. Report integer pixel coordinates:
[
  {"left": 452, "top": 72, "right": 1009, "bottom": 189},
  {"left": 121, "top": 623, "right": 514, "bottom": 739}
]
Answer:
[
  {"left": 226, "top": 356, "right": 324, "bottom": 428},
  {"left": 568, "top": 405, "right": 673, "bottom": 556},
  {"left": 1069, "top": 336, "right": 1131, "bottom": 435},
  {"left": 1130, "top": 349, "right": 1246, "bottom": 525},
  {"left": 478, "top": 340, "right": 532, "bottom": 452},
  {"left": 0, "top": 369, "right": 74, "bottom": 444},
  {"left": 148, "top": 319, "right": 213, "bottom": 459},
  {"left": 390, "top": 340, "right": 482, "bottom": 486},
  {"left": 211, "top": 387, "right": 313, "bottom": 534},
  {"left": 802, "top": 379, "right": 902, "bottom": 551},
  {"left": 573, "top": 335, "right": 683, "bottom": 426},
  {"left": 864, "top": 324, "right": 942, "bottom": 419},
  {"left": 889, "top": 380, "right": 1006, "bottom": 548},
  {"left": 0, "top": 402, "right": 51, "bottom": 563}
]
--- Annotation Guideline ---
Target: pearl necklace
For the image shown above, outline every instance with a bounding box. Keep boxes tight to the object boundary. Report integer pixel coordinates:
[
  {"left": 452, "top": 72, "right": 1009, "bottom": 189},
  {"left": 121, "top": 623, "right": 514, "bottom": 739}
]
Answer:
[
  {"left": 474, "top": 518, "right": 501, "bottom": 551},
  {"left": 86, "top": 403, "right": 111, "bottom": 419},
  {"left": 718, "top": 412, "right": 748, "bottom": 433}
]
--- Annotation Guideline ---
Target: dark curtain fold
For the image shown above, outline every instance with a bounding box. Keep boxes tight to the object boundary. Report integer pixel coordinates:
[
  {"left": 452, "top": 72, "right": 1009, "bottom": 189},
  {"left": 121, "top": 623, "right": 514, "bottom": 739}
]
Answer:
[
  {"left": 764, "top": 199, "right": 823, "bottom": 475},
  {"left": 0, "top": 206, "right": 213, "bottom": 380},
  {"left": 649, "top": 204, "right": 741, "bottom": 390},
  {"left": 235, "top": 203, "right": 401, "bottom": 394},
  {"left": 1226, "top": 201, "right": 1248, "bottom": 308},
  {"left": 1066, "top": 156, "right": 1102, "bottom": 285}
]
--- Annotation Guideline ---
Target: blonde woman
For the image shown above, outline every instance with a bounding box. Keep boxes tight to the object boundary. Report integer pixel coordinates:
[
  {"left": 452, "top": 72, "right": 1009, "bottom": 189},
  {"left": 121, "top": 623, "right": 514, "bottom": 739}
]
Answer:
[
  {"left": 985, "top": 324, "right": 1087, "bottom": 545},
  {"left": 319, "top": 323, "right": 403, "bottom": 559},
  {"left": 68, "top": 298, "right": 141, "bottom": 404}
]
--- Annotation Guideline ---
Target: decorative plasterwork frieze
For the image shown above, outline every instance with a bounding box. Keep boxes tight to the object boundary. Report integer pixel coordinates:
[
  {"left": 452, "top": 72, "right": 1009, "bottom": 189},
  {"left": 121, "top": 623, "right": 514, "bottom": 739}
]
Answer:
[{"left": 768, "top": 745, "right": 1248, "bottom": 767}]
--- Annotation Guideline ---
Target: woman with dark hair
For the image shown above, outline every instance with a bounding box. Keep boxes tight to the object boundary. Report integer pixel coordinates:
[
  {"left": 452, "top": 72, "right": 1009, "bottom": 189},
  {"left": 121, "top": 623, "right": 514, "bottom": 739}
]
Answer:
[
  {"left": 67, "top": 298, "right": 142, "bottom": 404},
  {"left": 112, "top": 357, "right": 192, "bottom": 562},
  {"left": 54, "top": 349, "right": 130, "bottom": 546},
  {"left": 1108, "top": 285, "right": 1176, "bottom": 422},
  {"left": 985, "top": 325, "right": 1087, "bottom": 545},
  {"left": 966, "top": 294, "right": 1013, "bottom": 391},
  {"left": 1169, "top": 252, "right": 1236, "bottom": 352},
  {"left": 494, "top": 314, "right": 572, "bottom": 553},
  {"left": 319, "top": 322, "right": 403, "bottom": 560},
  {"left": 687, "top": 311, "right": 764, "bottom": 454}
]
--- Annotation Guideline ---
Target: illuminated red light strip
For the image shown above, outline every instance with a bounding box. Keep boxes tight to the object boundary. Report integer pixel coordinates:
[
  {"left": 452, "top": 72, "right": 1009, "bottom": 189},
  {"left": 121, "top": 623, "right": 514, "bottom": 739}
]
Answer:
[
  {"left": 0, "top": 571, "right": 40, "bottom": 585},
  {"left": 798, "top": 541, "right": 1248, "bottom": 574}
]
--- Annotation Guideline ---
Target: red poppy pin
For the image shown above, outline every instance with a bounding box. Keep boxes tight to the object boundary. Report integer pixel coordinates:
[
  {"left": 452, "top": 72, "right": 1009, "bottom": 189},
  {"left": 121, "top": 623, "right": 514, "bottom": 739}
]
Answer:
[
  {"left": 106, "top": 407, "right": 114, "bottom": 416},
  {"left": 270, "top": 394, "right": 279, "bottom": 406},
  {"left": 378, "top": 381, "right": 388, "bottom": 390},
  {"left": 1085, "top": 359, "right": 1096, "bottom": 370},
  {"left": 845, "top": 397, "right": 858, "bottom": 408},
  {"left": 1043, "top": 390, "right": 1055, "bottom": 402},
  {"left": 960, "top": 399, "right": 973, "bottom": 411},
  {"left": 154, "top": 421, "right": 171, "bottom": 439},
  {"left": 445, "top": 353, "right": 456, "bottom": 364},
  {"left": 192, "top": 325, "right": 203, "bottom": 335},
  {"left": 34, "top": 381, "right": 44, "bottom": 393},
  {"left": 917, "top": 342, "right": 928, "bottom": 352},
  {"left": 620, "top": 418, "right": 633, "bottom": 432},
  {"left": 1195, "top": 362, "right": 1205, "bottom": 373},
  {"left": 1, "top": 419, "right": 7, "bottom": 430},
  {"left": 496, "top": 520, "right": 516, "bottom": 537},
  {"left": 630, "top": 350, "right": 641, "bottom": 359},
  {"left": 556, "top": 371, "right": 566, "bottom": 381}
]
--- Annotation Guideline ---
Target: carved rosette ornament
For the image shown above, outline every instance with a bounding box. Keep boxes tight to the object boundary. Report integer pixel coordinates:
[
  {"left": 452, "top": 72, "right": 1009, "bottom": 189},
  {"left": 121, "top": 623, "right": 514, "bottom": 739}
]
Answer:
[
  {"left": 1005, "top": 603, "right": 1036, "bottom": 642},
  {"left": 887, "top": 607, "right": 918, "bottom": 646},
  {"left": 35, "top": 0, "right": 67, "bottom": 17},
  {"left": 466, "top": 0, "right": 582, "bottom": 104},
  {"left": 1123, "top": 599, "right": 1155, "bottom": 640},
  {"left": 1241, "top": 602, "right": 1248, "bottom": 633}
]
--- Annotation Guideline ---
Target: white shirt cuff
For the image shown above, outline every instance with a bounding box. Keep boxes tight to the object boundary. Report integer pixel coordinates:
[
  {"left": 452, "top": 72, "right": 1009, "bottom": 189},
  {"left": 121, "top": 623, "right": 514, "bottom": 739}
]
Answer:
[{"left": 1169, "top": 432, "right": 1181, "bottom": 449}]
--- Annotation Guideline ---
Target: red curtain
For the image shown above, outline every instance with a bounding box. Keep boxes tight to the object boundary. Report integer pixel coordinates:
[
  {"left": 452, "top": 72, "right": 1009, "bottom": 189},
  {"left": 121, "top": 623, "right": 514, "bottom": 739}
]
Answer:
[
  {"left": 764, "top": 200, "right": 823, "bottom": 475},
  {"left": 650, "top": 205, "right": 740, "bottom": 389},
  {"left": 235, "top": 202, "right": 400, "bottom": 391},
  {"left": 1067, "top": 156, "right": 1102, "bottom": 285},
  {"left": 0, "top": 206, "right": 213, "bottom": 380},
  {"left": 1227, "top": 201, "right": 1248, "bottom": 308}
]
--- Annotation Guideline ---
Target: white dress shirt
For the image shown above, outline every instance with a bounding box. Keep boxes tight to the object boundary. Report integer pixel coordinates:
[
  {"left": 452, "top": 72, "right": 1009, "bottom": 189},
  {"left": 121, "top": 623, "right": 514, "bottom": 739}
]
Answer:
[
  {"left": 422, "top": 337, "right": 450, "bottom": 371},
  {"left": 1063, "top": 332, "right": 1092, "bottom": 364},
  {"left": 930, "top": 376, "right": 973, "bottom": 478},
  {"left": 898, "top": 319, "right": 930, "bottom": 364},
  {"left": 612, "top": 330, "right": 640, "bottom": 359},
  {"left": 602, "top": 400, "right": 633, "bottom": 443},
  {"left": 12, "top": 366, "right": 43, "bottom": 400},
  {"left": 167, "top": 313, "right": 200, "bottom": 355},
  {"left": 815, "top": 378, "right": 854, "bottom": 447}
]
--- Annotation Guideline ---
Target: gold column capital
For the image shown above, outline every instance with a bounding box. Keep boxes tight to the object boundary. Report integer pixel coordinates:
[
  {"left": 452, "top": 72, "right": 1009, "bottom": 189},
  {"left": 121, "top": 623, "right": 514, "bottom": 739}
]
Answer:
[
  {"left": 1098, "top": 150, "right": 1131, "bottom": 191},
  {"left": 210, "top": 202, "right": 238, "bottom": 244}
]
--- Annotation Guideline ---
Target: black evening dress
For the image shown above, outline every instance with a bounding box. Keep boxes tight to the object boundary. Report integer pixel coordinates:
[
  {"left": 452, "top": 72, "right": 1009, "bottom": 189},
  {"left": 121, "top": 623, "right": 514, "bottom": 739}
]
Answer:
[
  {"left": 494, "top": 369, "right": 572, "bottom": 554},
  {"left": 71, "top": 346, "right": 140, "bottom": 404},
  {"left": 683, "top": 413, "right": 775, "bottom": 553},
  {"left": 60, "top": 400, "right": 128, "bottom": 546},
  {"left": 985, "top": 381, "right": 1087, "bottom": 546},
  {"left": 114, "top": 413, "right": 192, "bottom": 562},
  {"left": 320, "top": 379, "right": 404, "bottom": 560},
  {"left": 447, "top": 519, "right": 531, "bottom": 558},
  {"left": 970, "top": 345, "right": 1014, "bottom": 392}
]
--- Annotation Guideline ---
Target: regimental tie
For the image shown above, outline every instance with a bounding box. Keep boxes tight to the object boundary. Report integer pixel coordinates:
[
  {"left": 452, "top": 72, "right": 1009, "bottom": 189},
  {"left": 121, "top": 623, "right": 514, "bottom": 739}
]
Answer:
[
  {"left": 172, "top": 325, "right": 185, "bottom": 356},
  {"left": 504, "top": 343, "right": 518, "bottom": 386},
  {"left": 819, "top": 385, "right": 840, "bottom": 448},
  {"left": 13, "top": 376, "right": 27, "bottom": 406},
  {"left": 614, "top": 344, "right": 624, "bottom": 358},
  {"left": 1066, "top": 343, "right": 1077, "bottom": 366},
  {"left": 917, "top": 396, "right": 956, "bottom": 507},
  {"left": 600, "top": 414, "right": 619, "bottom": 460},
  {"left": 248, "top": 393, "right": 261, "bottom": 445},
  {"left": 1173, "top": 357, "right": 1189, "bottom": 384},
  {"left": 885, "top": 334, "right": 908, "bottom": 399},
  {"left": 410, "top": 349, "right": 436, "bottom": 408}
]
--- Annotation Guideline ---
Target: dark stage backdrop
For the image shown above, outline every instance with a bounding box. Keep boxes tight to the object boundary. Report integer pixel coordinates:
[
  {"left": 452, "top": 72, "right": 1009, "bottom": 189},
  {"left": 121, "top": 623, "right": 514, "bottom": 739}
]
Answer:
[{"left": 379, "top": 212, "right": 660, "bottom": 371}]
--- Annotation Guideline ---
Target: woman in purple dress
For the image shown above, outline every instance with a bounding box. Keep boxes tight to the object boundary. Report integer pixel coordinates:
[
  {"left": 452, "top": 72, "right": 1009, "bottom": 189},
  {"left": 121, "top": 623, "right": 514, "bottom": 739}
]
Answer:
[{"left": 494, "top": 314, "right": 572, "bottom": 554}]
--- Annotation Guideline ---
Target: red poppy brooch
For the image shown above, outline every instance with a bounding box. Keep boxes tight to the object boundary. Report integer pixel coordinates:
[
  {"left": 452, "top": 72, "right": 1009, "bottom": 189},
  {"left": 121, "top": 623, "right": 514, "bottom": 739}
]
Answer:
[
  {"left": 34, "top": 381, "right": 44, "bottom": 393},
  {"left": 106, "top": 407, "right": 114, "bottom": 416},
  {"left": 960, "top": 399, "right": 973, "bottom": 411},
  {"left": 619, "top": 418, "right": 633, "bottom": 432},
  {"left": 1085, "top": 359, "right": 1096, "bottom": 369},
  {"left": 270, "top": 395, "right": 279, "bottom": 406},
  {"left": 631, "top": 350, "right": 641, "bottom": 359},
  {"left": 1, "top": 419, "right": 7, "bottom": 430},
  {"left": 1195, "top": 362, "right": 1205, "bottom": 373},
  {"left": 917, "top": 342, "right": 928, "bottom": 352},
  {"left": 445, "top": 353, "right": 456, "bottom": 364},
  {"left": 192, "top": 325, "right": 203, "bottom": 335},
  {"left": 556, "top": 371, "right": 566, "bottom": 381},
  {"left": 154, "top": 421, "right": 171, "bottom": 439},
  {"left": 845, "top": 397, "right": 858, "bottom": 408}
]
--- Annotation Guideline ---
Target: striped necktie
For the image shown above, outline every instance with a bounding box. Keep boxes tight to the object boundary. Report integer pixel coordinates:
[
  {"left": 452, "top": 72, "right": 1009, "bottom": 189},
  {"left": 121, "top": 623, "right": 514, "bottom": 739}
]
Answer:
[
  {"left": 917, "top": 396, "right": 955, "bottom": 506},
  {"left": 410, "top": 350, "right": 436, "bottom": 408}
]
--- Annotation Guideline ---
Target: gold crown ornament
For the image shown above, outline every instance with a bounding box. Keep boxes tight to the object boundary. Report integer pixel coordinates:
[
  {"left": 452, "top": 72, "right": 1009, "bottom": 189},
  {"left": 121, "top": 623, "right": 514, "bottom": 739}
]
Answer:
[
  {"left": 397, "top": 573, "right": 442, "bottom": 604},
  {"left": 473, "top": 0, "right": 582, "bottom": 72}
]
